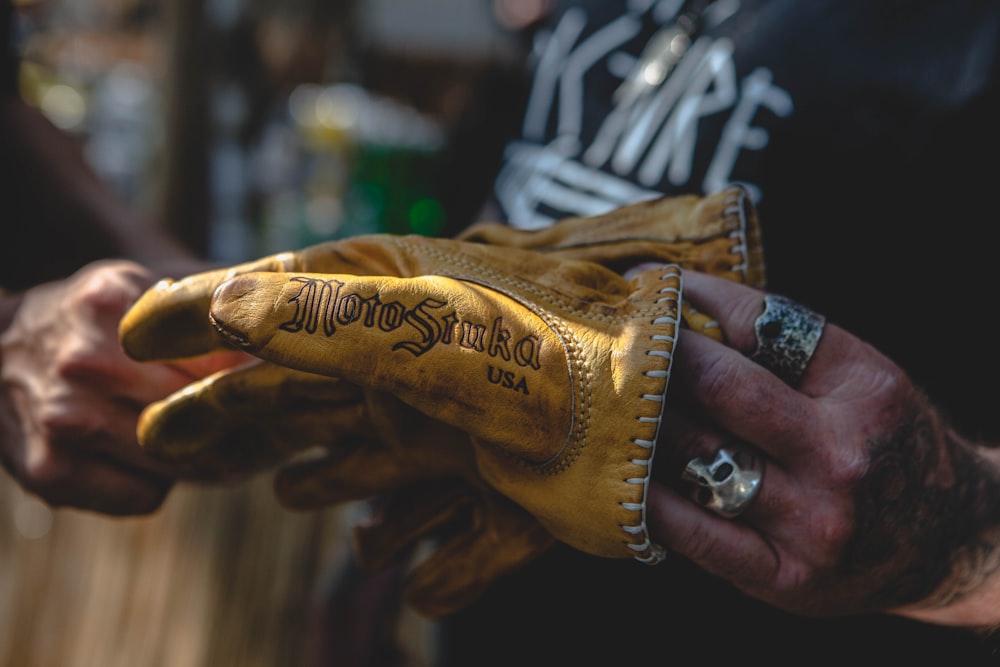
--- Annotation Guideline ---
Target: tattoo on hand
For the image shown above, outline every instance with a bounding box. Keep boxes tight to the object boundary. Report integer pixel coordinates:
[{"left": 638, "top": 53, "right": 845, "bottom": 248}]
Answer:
[{"left": 847, "top": 400, "right": 1000, "bottom": 611}]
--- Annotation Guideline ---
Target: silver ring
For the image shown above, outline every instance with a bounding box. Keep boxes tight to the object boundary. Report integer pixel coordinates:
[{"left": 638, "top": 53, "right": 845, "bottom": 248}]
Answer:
[
  {"left": 750, "top": 294, "right": 826, "bottom": 386},
  {"left": 682, "top": 447, "right": 762, "bottom": 518}
]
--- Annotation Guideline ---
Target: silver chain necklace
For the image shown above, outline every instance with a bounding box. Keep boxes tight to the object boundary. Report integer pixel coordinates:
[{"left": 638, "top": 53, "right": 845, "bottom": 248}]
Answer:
[{"left": 614, "top": 0, "right": 739, "bottom": 103}]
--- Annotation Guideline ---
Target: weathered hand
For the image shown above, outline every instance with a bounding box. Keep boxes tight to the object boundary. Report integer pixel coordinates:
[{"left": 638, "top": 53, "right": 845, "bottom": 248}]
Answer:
[
  {"left": 646, "top": 270, "right": 1000, "bottom": 628},
  {"left": 0, "top": 260, "right": 244, "bottom": 515}
]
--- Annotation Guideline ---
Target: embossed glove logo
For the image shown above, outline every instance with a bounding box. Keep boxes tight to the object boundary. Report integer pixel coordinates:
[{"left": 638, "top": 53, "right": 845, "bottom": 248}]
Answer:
[{"left": 278, "top": 277, "right": 544, "bottom": 376}]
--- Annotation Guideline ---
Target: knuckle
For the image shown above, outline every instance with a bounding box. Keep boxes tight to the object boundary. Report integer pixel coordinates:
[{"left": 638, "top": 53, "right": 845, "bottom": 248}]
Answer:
[
  {"left": 73, "top": 263, "right": 143, "bottom": 314},
  {"left": 823, "top": 444, "right": 870, "bottom": 487},
  {"left": 771, "top": 562, "right": 819, "bottom": 602},
  {"left": 810, "top": 508, "right": 854, "bottom": 552},
  {"left": 696, "top": 355, "right": 744, "bottom": 407},
  {"left": 869, "top": 363, "right": 909, "bottom": 401},
  {"left": 51, "top": 339, "right": 97, "bottom": 379}
]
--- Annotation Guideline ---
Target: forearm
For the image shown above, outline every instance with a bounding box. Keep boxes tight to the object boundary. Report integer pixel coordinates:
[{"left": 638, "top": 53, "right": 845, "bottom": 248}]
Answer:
[{"left": 0, "top": 98, "right": 193, "bottom": 289}]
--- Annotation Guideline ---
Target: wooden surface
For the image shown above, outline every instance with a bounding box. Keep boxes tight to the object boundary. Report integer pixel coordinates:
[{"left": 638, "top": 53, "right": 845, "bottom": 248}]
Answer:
[{"left": 0, "top": 471, "right": 433, "bottom": 667}]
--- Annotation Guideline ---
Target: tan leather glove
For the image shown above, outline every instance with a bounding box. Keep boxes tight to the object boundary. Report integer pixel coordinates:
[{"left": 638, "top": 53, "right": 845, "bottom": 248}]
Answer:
[
  {"left": 457, "top": 185, "right": 764, "bottom": 288},
  {"left": 126, "top": 231, "right": 681, "bottom": 551},
  {"left": 341, "top": 186, "right": 766, "bottom": 613},
  {"left": 120, "top": 186, "right": 762, "bottom": 616}
]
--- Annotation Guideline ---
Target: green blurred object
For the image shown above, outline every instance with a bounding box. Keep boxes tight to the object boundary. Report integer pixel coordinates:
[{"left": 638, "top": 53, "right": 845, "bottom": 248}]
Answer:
[
  {"left": 257, "top": 83, "right": 448, "bottom": 252},
  {"left": 341, "top": 142, "right": 446, "bottom": 238}
]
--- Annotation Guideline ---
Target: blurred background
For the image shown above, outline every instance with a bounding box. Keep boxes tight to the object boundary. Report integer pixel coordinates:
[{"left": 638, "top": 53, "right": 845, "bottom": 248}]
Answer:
[
  {"left": 0, "top": 0, "right": 549, "bottom": 664},
  {"left": 12, "top": 0, "right": 540, "bottom": 260}
]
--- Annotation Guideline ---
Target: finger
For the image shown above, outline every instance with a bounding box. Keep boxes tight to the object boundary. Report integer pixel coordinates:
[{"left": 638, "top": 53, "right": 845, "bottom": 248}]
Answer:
[
  {"left": 655, "top": 406, "right": 796, "bottom": 527},
  {"left": 353, "top": 481, "right": 555, "bottom": 618},
  {"left": 106, "top": 351, "right": 254, "bottom": 408},
  {"left": 400, "top": 491, "right": 555, "bottom": 618},
  {"left": 21, "top": 450, "right": 171, "bottom": 516},
  {"left": 275, "top": 441, "right": 451, "bottom": 509},
  {"left": 165, "top": 351, "right": 255, "bottom": 382},
  {"left": 209, "top": 271, "right": 579, "bottom": 464},
  {"left": 57, "top": 334, "right": 250, "bottom": 408},
  {"left": 39, "top": 337, "right": 257, "bottom": 478},
  {"left": 673, "top": 327, "right": 815, "bottom": 463},
  {"left": 119, "top": 239, "right": 394, "bottom": 362},
  {"left": 137, "top": 361, "right": 366, "bottom": 473},
  {"left": 37, "top": 382, "right": 205, "bottom": 479},
  {"left": 681, "top": 271, "right": 850, "bottom": 393},
  {"left": 679, "top": 270, "right": 767, "bottom": 352},
  {"left": 352, "top": 481, "right": 475, "bottom": 569},
  {"left": 37, "top": 266, "right": 253, "bottom": 406},
  {"left": 645, "top": 480, "right": 779, "bottom": 586},
  {"left": 119, "top": 253, "right": 307, "bottom": 362},
  {"left": 654, "top": 406, "right": 728, "bottom": 479}
]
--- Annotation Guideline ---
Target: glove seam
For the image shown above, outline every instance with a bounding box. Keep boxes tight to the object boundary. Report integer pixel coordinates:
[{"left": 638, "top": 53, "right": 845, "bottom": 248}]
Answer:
[
  {"left": 393, "top": 237, "right": 672, "bottom": 325},
  {"left": 626, "top": 264, "right": 681, "bottom": 564},
  {"left": 723, "top": 184, "right": 765, "bottom": 288}
]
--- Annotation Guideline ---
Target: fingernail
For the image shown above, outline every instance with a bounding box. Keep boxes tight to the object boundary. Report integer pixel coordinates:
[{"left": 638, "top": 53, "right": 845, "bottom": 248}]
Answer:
[{"left": 209, "top": 277, "right": 258, "bottom": 346}]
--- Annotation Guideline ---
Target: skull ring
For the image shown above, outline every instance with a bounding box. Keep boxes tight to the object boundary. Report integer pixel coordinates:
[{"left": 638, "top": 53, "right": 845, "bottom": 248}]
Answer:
[{"left": 682, "top": 447, "right": 763, "bottom": 518}]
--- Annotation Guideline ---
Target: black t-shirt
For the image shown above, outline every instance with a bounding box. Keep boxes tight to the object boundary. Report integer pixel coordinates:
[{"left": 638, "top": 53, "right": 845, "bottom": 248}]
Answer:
[
  {"left": 440, "top": 1, "right": 1000, "bottom": 664},
  {"left": 492, "top": 0, "right": 1000, "bottom": 438}
]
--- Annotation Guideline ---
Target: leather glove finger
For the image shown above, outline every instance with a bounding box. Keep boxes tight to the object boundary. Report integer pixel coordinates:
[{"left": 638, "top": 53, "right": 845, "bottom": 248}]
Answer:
[
  {"left": 349, "top": 480, "right": 556, "bottom": 618},
  {"left": 120, "top": 237, "right": 447, "bottom": 362},
  {"left": 273, "top": 392, "right": 475, "bottom": 508},
  {"left": 459, "top": 185, "right": 761, "bottom": 343},
  {"left": 137, "top": 359, "right": 372, "bottom": 475},
  {"left": 457, "top": 185, "right": 764, "bottom": 288}
]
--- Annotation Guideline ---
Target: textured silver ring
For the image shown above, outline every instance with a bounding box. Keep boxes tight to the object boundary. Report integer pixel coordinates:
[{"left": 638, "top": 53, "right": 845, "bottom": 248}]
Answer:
[
  {"left": 750, "top": 294, "right": 826, "bottom": 386},
  {"left": 682, "top": 447, "right": 763, "bottom": 518}
]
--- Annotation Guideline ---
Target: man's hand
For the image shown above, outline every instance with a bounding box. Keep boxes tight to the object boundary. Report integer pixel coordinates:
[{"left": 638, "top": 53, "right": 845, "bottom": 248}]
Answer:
[
  {"left": 647, "top": 270, "right": 1000, "bottom": 629},
  {"left": 0, "top": 259, "right": 245, "bottom": 515}
]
